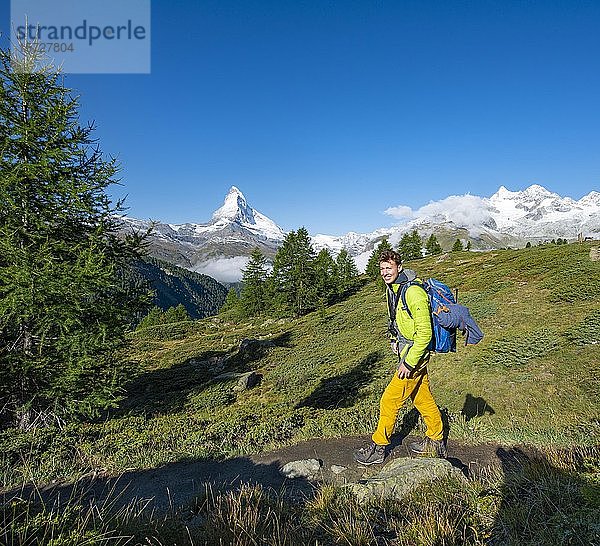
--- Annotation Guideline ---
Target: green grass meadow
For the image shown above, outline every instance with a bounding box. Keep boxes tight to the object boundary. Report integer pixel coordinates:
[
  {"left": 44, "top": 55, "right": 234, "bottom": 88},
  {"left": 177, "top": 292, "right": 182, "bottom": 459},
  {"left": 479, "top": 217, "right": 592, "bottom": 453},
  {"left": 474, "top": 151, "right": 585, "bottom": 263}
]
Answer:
[{"left": 2, "top": 242, "right": 599, "bottom": 545}]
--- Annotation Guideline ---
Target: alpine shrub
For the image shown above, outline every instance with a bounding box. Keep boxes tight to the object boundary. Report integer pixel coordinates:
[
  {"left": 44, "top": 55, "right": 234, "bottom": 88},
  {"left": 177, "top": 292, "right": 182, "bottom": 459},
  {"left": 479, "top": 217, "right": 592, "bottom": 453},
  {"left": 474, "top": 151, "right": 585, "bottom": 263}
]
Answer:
[{"left": 564, "top": 310, "right": 600, "bottom": 346}]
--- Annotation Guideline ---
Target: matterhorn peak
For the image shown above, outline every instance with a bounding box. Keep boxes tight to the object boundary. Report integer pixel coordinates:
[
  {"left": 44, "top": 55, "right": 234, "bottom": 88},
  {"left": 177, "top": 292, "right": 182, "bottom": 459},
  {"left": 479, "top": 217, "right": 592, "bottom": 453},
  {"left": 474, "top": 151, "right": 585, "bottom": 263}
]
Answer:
[
  {"left": 227, "top": 185, "right": 244, "bottom": 198},
  {"left": 212, "top": 186, "right": 256, "bottom": 225}
]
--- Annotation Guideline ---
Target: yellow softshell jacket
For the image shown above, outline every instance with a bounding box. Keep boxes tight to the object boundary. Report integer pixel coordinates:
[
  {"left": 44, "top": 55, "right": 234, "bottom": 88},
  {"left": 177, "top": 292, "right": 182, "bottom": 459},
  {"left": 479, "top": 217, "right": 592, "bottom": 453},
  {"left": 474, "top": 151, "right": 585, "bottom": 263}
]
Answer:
[{"left": 387, "top": 281, "right": 433, "bottom": 370}]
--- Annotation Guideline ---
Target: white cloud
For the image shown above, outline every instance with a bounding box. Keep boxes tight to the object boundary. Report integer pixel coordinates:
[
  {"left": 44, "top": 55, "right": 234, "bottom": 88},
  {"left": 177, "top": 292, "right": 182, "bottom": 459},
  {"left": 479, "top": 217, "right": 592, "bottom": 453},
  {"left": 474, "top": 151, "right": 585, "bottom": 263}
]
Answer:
[
  {"left": 352, "top": 249, "right": 371, "bottom": 273},
  {"left": 384, "top": 194, "right": 492, "bottom": 228},
  {"left": 384, "top": 205, "right": 414, "bottom": 219},
  {"left": 416, "top": 194, "right": 492, "bottom": 227},
  {"left": 194, "top": 256, "right": 249, "bottom": 283}
]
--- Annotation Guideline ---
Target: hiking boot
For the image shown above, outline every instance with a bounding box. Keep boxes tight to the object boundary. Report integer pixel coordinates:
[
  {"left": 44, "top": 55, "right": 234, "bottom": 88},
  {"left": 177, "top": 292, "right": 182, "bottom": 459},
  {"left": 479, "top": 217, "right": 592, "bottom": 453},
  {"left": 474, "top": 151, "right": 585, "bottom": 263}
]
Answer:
[
  {"left": 409, "top": 437, "right": 448, "bottom": 458},
  {"left": 354, "top": 442, "right": 386, "bottom": 466}
]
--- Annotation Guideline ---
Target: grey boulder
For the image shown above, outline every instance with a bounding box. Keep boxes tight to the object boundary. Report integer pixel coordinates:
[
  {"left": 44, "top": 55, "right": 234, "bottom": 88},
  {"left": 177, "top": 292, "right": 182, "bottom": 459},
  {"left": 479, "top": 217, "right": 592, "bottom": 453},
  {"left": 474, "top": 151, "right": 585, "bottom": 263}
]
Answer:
[
  {"left": 346, "top": 457, "right": 464, "bottom": 503},
  {"left": 279, "top": 459, "right": 323, "bottom": 479}
]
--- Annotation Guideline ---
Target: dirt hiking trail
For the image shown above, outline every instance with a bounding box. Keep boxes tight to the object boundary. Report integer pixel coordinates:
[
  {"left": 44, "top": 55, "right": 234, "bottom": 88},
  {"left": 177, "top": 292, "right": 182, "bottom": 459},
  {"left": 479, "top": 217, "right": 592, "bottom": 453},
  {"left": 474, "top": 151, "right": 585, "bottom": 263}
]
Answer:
[{"left": 2, "top": 434, "right": 507, "bottom": 513}]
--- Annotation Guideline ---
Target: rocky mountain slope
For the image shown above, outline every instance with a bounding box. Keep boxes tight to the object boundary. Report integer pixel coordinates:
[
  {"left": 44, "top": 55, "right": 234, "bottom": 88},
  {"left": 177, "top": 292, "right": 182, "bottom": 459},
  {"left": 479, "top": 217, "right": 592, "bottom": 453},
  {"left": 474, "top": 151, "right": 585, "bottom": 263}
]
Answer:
[{"left": 121, "top": 185, "right": 600, "bottom": 281}]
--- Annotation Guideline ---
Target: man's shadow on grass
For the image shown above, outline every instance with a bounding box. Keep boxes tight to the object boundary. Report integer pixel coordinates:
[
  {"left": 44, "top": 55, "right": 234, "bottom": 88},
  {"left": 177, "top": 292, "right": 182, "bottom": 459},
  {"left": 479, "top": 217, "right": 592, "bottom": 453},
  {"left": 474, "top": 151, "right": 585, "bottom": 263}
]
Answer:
[
  {"left": 114, "top": 332, "right": 293, "bottom": 416},
  {"left": 461, "top": 393, "right": 495, "bottom": 422},
  {"left": 294, "top": 351, "right": 383, "bottom": 410},
  {"left": 489, "top": 446, "right": 600, "bottom": 545}
]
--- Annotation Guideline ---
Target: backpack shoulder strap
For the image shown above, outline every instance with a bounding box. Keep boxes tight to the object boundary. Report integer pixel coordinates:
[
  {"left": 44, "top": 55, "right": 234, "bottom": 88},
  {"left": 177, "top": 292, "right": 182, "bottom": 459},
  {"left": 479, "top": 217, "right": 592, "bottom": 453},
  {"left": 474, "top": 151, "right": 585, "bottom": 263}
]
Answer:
[
  {"left": 386, "top": 285, "right": 398, "bottom": 320},
  {"left": 386, "top": 285, "right": 401, "bottom": 339},
  {"left": 400, "top": 280, "right": 426, "bottom": 319}
]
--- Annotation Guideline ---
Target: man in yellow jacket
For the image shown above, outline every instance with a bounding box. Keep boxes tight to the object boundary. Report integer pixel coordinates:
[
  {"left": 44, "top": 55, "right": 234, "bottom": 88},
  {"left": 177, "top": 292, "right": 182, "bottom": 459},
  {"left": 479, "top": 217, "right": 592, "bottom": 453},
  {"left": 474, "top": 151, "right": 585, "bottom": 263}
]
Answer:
[{"left": 354, "top": 249, "right": 446, "bottom": 465}]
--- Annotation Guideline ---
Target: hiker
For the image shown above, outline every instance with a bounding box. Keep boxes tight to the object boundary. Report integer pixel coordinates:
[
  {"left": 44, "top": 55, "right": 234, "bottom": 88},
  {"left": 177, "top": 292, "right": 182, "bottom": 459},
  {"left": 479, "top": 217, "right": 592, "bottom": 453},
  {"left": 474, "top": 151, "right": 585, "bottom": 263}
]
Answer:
[{"left": 354, "top": 249, "right": 447, "bottom": 465}]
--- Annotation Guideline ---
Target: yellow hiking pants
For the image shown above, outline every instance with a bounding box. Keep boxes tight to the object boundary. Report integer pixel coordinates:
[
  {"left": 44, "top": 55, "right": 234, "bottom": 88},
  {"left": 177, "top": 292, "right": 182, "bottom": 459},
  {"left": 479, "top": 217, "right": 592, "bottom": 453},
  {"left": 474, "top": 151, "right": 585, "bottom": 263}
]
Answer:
[{"left": 372, "top": 370, "right": 443, "bottom": 445}]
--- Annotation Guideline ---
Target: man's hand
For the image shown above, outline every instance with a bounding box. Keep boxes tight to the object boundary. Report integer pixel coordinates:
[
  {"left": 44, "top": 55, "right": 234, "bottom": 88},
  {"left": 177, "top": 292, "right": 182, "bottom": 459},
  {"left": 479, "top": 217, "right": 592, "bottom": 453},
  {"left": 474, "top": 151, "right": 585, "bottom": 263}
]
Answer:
[{"left": 397, "top": 361, "right": 412, "bottom": 379}]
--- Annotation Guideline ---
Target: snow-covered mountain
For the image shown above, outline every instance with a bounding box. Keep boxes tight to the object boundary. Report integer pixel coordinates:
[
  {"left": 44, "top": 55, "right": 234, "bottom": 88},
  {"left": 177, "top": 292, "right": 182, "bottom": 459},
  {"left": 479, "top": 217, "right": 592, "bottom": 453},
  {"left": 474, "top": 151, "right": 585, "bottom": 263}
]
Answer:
[
  {"left": 120, "top": 187, "right": 285, "bottom": 282},
  {"left": 121, "top": 184, "right": 599, "bottom": 282},
  {"left": 398, "top": 184, "right": 600, "bottom": 242},
  {"left": 209, "top": 186, "right": 284, "bottom": 240},
  {"left": 488, "top": 185, "right": 600, "bottom": 238}
]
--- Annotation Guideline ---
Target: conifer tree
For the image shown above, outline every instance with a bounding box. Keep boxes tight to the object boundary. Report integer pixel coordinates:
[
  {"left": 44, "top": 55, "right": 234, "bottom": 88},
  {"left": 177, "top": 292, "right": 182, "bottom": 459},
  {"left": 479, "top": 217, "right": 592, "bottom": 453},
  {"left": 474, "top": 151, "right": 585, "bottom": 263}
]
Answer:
[
  {"left": 0, "top": 45, "right": 150, "bottom": 424},
  {"left": 271, "top": 228, "right": 316, "bottom": 316},
  {"left": 425, "top": 234, "right": 443, "bottom": 256},
  {"left": 220, "top": 287, "right": 241, "bottom": 314},
  {"left": 335, "top": 248, "right": 360, "bottom": 296},
  {"left": 398, "top": 229, "right": 422, "bottom": 261},
  {"left": 262, "top": 274, "right": 285, "bottom": 315},
  {"left": 366, "top": 238, "right": 392, "bottom": 279},
  {"left": 452, "top": 238, "right": 464, "bottom": 252},
  {"left": 314, "top": 248, "right": 337, "bottom": 306},
  {"left": 466, "top": 240, "right": 472, "bottom": 251},
  {"left": 240, "top": 247, "right": 269, "bottom": 317},
  {"left": 137, "top": 306, "right": 164, "bottom": 330},
  {"left": 137, "top": 304, "right": 189, "bottom": 329},
  {"left": 163, "top": 304, "right": 190, "bottom": 323}
]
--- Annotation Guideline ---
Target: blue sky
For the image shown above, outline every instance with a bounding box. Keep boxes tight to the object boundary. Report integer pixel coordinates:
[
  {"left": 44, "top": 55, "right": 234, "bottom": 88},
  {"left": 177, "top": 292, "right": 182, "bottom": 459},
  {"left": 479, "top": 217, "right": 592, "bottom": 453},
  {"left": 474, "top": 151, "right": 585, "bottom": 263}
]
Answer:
[{"left": 3, "top": 1, "right": 599, "bottom": 234}]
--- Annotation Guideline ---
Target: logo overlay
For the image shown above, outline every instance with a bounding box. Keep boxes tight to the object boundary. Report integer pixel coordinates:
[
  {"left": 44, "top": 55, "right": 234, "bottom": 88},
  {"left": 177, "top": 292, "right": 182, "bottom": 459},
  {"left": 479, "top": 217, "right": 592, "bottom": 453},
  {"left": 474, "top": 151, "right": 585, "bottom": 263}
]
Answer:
[{"left": 10, "top": 0, "right": 151, "bottom": 74}]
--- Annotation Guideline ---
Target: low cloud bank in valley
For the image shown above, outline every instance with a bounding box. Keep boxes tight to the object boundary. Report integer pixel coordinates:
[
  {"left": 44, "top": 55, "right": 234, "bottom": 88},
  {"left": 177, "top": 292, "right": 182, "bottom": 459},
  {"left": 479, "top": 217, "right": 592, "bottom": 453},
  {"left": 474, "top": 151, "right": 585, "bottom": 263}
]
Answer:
[{"left": 195, "top": 256, "right": 249, "bottom": 283}]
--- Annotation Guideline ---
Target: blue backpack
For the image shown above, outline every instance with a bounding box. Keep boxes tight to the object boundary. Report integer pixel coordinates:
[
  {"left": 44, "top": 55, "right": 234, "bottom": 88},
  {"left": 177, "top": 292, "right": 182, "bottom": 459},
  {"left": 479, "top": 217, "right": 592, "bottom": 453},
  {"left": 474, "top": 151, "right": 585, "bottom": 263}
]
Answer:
[
  {"left": 399, "top": 278, "right": 458, "bottom": 353},
  {"left": 397, "top": 277, "right": 484, "bottom": 352}
]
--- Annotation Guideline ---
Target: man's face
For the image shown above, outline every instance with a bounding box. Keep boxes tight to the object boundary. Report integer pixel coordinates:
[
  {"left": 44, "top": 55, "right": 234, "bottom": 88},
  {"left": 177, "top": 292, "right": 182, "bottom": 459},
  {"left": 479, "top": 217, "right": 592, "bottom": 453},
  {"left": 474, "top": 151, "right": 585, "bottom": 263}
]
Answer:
[{"left": 379, "top": 260, "right": 399, "bottom": 284}]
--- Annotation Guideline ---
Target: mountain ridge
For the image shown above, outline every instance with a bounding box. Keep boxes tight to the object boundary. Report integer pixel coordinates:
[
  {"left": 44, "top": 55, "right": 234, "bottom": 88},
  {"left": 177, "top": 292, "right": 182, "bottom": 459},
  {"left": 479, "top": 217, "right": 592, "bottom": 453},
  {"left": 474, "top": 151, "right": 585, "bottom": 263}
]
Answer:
[{"left": 120, "top": 184, "right": 600, "bottom": 281}]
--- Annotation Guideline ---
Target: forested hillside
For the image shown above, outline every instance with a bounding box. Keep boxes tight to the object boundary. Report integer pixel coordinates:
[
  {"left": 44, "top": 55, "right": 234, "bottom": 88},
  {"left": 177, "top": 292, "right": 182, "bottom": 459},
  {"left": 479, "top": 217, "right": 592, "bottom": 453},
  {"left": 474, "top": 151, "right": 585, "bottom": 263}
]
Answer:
[{"left": 133, "top": 257, "right": 227, "bottom": 319}]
